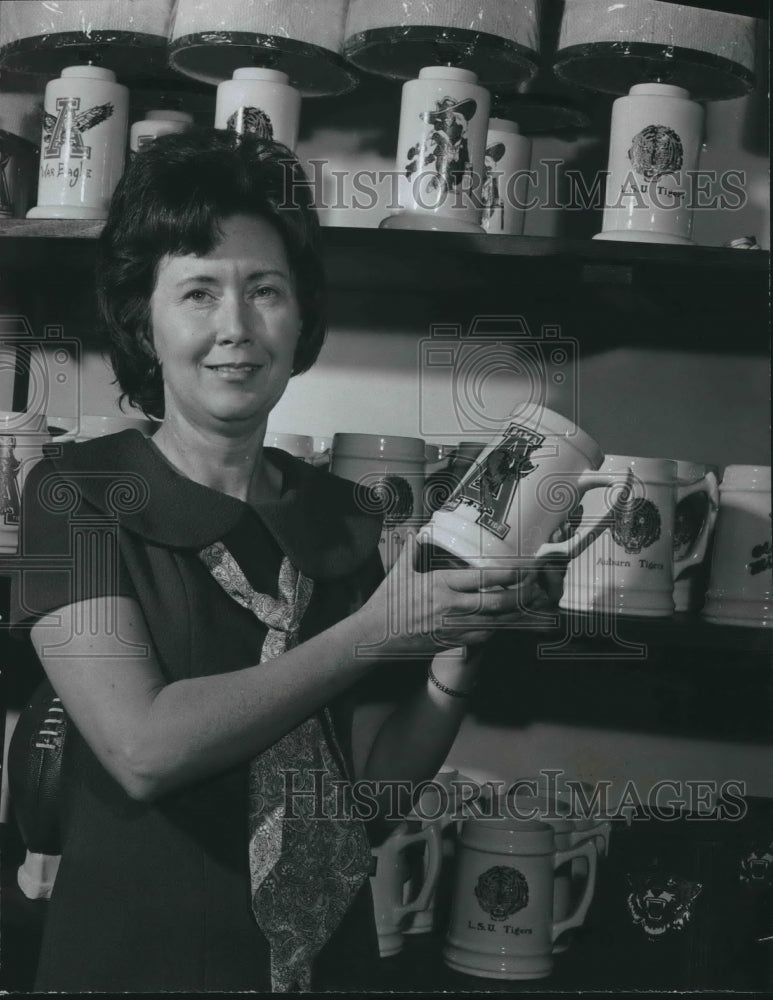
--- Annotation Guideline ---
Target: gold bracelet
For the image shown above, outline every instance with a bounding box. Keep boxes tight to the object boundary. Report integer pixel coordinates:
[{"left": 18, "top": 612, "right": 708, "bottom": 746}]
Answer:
[{"left": 427, "top": 664, "right": 475, "bottom": 699}]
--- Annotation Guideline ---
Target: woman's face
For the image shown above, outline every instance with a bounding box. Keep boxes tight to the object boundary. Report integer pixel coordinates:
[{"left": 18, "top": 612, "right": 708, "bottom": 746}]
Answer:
[{"left": 149, "top": 213, "right": 302, "bottom": 434}]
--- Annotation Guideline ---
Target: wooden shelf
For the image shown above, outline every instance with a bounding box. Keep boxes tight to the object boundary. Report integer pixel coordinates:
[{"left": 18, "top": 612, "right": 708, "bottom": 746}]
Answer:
[
  {"left": 1, "top": 217, "right": 769, "bottom": 272},
  {"left": 529, "top": 610, "right": 772, "bottom": 657}
]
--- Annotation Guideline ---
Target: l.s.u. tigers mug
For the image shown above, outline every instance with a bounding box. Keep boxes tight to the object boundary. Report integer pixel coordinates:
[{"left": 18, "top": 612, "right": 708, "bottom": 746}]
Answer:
[{"left": 443, "top": 815, "right": 598, "bottom": 979}]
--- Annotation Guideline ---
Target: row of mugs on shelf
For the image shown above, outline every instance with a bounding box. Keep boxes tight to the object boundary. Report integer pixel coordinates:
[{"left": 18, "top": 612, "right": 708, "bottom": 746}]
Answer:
[
  {"left": 5, "top": 59, "right": 718, "bottom": 245},
  {"left": 277, "top": 420, "right": 771, "bottom": 629},
  {"left": 1, "top": 409, "right": 770, "bottom": 630},
  {"left": 371, "top": 769, "right": 773, "bottom": 984},
  {"left": 371, "top": 770, "right": 610, "bottom": 978},
  {"left": 9, "top": 59, "right": 532, "bottom": 236}
]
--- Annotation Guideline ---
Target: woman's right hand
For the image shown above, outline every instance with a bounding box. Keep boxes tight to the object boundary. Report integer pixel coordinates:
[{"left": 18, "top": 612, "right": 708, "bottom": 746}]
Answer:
[{"left": 355, "top": 534, "right": 539, "bottom": 658}]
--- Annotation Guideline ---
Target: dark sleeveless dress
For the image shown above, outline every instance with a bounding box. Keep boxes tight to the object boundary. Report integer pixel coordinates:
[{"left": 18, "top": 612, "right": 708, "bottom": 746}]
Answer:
[{"left": 10, "top": 431, "right": 384, "bottom": 992}]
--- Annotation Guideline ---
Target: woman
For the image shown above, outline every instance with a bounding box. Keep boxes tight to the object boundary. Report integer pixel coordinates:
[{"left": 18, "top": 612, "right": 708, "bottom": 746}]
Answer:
[{"left": 11, "top": 128, "right": 534, "bottom": 992}]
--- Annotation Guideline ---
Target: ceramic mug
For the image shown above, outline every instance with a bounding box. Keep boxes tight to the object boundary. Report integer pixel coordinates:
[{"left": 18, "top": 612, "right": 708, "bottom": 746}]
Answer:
[
  {"left": 443, "top": 816, "right": 598, "bottom": 980},
  {"left": 481, "top": 118, "right": 532, "bottom": 236},
  {"left": 28, "top": 65, "right": 129, "bottom": 220},
  {"left": 0, "top": 411, "right": 51, "bottom": 553},
  {"left": 381, "top": 65, "right": 490, "bottom": 233},
  {"left": 702, "top": 465, "right": 771, "bottom": 628},
  {"left": 672, "top": 460, "right": 720, "bottom": 613},
  {"left": 331, "top": 433, "right": 427, "bottom": 570},
  {"left": 403, "top": 767, "right": 461, "bottom": 936},
  {"left": 419, "top": 405, "right": 630, "bottom": 574},
  {"left": 264, "top": 432, "right": 315, "bottom": 462},
  {"left": 506, "top": 780, "right": 610, "bottom": 954},
  {"left": 560, "top": 455, "right": 717, "bottom": 617},
  {"left": 594, "top": 83, "right": 704, "bottom": 245},
  {"left": 215, "top": 67, "right": 301, "bottom": 150},
  {"left": 370, "top": 820, "right": 442, "bottom": 957},
  {"left": 312, "top": 436, "right": 333, "bottom": 470}
]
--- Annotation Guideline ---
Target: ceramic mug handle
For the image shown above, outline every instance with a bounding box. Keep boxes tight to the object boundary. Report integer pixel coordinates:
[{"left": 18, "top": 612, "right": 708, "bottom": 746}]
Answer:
[
  {"left": 674, "top": 470, "right": 720, "bottom": 577},
  {"left": 551, "top": 840, "right": 598, "bottom": 942},
  {"left": 392, "top": 821, "right": 443, "bottom": 922},
  {"left": 535, "top": 467, "right": 635, "bottom": 564},
  {"left": 569, "top": 820, "right": 612, "bottom": 857}
]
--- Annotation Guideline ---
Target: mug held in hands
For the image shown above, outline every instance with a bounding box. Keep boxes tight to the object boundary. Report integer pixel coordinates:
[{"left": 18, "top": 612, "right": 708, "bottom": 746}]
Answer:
[{"left": 419, "top": 405, "right": 631, "bottom": 575}]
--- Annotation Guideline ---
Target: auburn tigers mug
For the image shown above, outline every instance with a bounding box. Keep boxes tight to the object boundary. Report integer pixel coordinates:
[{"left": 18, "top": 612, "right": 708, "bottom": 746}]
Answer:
[
  {"left": 443, "top": 815, "right": 598, "bottom": 979},
  {"left": 560, "top": 455, "right": 716, "bottom": 617}
]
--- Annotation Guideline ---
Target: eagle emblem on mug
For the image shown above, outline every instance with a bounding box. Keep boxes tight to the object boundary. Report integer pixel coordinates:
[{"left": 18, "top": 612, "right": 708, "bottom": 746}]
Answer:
[
  {"left": 475, "top": 865, "right": 529, "bottom": 921},
  {"left": 613, "top": 496, "right": 661, "bottom": 554}
]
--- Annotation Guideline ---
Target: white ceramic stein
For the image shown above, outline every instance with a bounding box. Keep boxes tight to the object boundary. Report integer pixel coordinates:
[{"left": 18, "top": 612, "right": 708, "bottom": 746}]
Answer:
[
  {"left": 443, "top": 816, "right": 598, "bottom": 979},
  {"left": 403, "top": 766, "right": 461, "bottom": 936},
  {"left": 264, "top": 432, "right": 315, "bottom": 462},
  {"left": 595, "top": 82, "right": 704, "bottom": 245},
  {"left": 28, "top": 65, "right": 128, "bottom": 220},
  {"left": 481, "top": 118, "right": 532, "bottom": 236},
  {"left": 505, "top": 781, "right": 609, "bottom": 954},
  {"left": 130, "top": 109, "right": 194, "bottom": 153},
  {"left": 702, "top": 465, "right": 771, "bottom": 628},
  {"left": 381, "top": 65, "right": 490, "bottom": 233},
  {"left": 419, "top": 405, "right": 630, "bottom": 575},
  {"left": 215, "top": 67, "right": 301, "bottom": 150},
  {"left": 0, "top": 411, "right": 51, "bottom": 553},
  {"left": 370, "top": 820, "right": 442, "bottom": 957},
  {"left": 672, "top": 460, "right": 720, "bottom": 612},
  {"left": 560, "top": 455, "right": 717, "bottom": 617},
  {"left": 331, "top": 433, "right": 427, "bottom": 570}
]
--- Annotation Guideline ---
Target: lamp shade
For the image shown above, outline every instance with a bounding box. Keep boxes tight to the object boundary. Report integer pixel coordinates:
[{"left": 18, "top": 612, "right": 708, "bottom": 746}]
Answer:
[
  {"left": 343, "top": 0, "right": 540, "bottom": 87},
  {"left": 168, "top": 0, "right": 357, "bottom": 96},
  {"left": 554, "top": 0, "right": 757, "bottom": 101},
  {"left": 493, "top": 0, "right": 592, "bottom": 135},
  {"left": 0, "top": 0, "right": 174, "bottom": 78}
]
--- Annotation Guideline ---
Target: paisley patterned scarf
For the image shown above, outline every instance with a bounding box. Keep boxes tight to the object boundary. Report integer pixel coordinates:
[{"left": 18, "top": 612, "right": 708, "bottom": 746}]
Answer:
[{"left": 199, "top": 542, "right": 373, "bottom": 992}]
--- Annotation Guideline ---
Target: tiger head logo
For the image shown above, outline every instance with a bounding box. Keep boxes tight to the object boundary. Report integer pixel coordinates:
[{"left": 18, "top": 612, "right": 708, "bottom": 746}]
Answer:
[
  {"left": 227, "top": 106, "right": 275, "bottom": 140},
  {"left": 626, "top": 870, "right": 702, "bottom": 937},
  {"left": 739, "top": 841, "right": 773, "bottom": 888},
  {"left": 371, "top": 474, "right": 414, "bottom": 527},
  {"left": 628, "top": 124, "right": 684, "bottom": 183},
  {"left": 612, "top": 496, "right": 661, "bottom": 555},
  {"left": 475, "top": 865, "right": 529, "bottom": 921}
]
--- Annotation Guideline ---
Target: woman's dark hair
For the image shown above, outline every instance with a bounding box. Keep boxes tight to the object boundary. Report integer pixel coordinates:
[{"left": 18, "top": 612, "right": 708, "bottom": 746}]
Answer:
[{"left": 97, "top": 127, "right": 326, "bottom": 419}]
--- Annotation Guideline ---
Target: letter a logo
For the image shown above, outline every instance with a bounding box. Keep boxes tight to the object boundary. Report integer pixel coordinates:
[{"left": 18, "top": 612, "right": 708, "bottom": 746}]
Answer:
[{"left": 43, "top": 97, "right": 114, "bottom": 160}]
